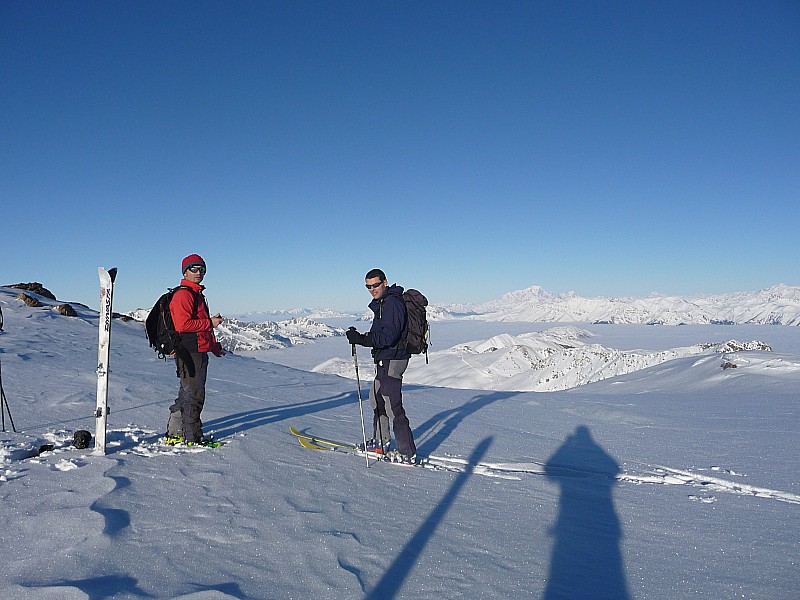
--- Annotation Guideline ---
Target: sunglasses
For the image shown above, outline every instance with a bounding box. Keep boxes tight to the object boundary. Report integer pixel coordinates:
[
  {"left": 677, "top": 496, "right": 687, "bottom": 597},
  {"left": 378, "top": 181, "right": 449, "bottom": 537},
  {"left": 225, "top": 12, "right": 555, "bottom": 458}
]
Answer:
[
  {"left": 365, "top": 281, "right": 384, "bottom": 290},
  {"left": 187, "top": 266, "right": 206, "bottom": 274}
]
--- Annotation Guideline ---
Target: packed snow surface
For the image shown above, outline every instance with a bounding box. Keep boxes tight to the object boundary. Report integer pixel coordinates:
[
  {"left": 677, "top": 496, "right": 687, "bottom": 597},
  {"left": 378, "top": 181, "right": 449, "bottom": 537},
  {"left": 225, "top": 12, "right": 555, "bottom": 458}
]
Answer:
[{"left": 0, "top": 286, "right": 798, "bottom": 599}]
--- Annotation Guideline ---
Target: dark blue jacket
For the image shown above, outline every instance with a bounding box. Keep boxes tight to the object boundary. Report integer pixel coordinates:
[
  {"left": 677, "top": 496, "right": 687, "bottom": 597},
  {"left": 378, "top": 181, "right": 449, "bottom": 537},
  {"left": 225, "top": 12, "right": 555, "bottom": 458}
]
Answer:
[{"left": 368, "top": 284, "right": 410, "bottom": 362}]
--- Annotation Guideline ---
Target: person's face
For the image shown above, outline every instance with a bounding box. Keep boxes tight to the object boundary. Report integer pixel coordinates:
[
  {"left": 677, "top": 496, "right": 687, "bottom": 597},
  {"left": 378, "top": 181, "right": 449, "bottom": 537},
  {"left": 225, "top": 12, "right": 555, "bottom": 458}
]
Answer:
[
  {"left": 365, "top": 276, "right": 386, "bottom": 300},
  {"left": 184, "top": 265, "right": 206, "bottom": 284}
]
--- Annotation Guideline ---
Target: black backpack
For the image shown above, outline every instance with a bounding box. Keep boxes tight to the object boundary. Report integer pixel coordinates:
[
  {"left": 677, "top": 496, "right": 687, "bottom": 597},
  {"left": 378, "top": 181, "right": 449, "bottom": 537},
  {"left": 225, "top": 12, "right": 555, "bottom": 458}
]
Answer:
[
  {"left": 145, "top": 286, "right": 196, "bottom": 360},
  {"left": 400, "top": 289, "right": 430, "bottom": 362}
]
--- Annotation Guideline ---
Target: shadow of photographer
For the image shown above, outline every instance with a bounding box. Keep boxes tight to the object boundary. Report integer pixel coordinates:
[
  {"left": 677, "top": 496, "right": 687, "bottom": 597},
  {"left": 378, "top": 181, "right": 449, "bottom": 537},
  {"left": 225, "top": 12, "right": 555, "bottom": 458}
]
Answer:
[{"left": 543, "top": 425, "right": 631, "bottom": 599}]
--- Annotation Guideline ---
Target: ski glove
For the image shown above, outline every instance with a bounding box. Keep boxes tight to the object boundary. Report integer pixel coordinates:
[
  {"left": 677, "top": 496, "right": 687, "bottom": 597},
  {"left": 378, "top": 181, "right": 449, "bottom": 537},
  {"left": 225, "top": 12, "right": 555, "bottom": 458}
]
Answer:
[{"left": 346, "top": 328, "right": 370, "bottom": 346}]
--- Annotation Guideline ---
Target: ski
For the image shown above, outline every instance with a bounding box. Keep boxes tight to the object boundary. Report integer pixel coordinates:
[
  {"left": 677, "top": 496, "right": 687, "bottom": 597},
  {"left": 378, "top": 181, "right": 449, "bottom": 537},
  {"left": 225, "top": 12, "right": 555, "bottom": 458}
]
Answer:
[
  {"left": 94, "top": 267, "right": 117, "bottom": 455},
  {"left": 289, "top": 425, "right": 359, "bottom": 450},
  {"left": 296, "top": 436, "right": 333, "bottom": 451},
  {"left": 289, "top": 426, "right": 423, "bottom": 467},
  {"left": 289, "top": 425, "right": 550, "bottom": 479}
]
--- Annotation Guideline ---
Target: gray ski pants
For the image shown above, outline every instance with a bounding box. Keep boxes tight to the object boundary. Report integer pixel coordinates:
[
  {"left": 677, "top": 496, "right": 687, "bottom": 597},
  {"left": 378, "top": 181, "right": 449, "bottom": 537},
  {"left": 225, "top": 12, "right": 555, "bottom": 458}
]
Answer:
[
  {"left": 168, "top": 351, "right": 208, "bottom": 442},
  {"left": 369, "top": 359, "right": 416, "bottom": 456}
]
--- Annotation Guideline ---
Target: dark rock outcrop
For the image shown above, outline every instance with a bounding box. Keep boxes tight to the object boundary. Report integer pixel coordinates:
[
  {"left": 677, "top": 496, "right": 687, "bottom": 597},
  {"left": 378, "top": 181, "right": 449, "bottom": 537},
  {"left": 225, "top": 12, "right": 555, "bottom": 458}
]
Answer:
[{"left": 8, "top": 282, "right": 57, "bottom": 301}]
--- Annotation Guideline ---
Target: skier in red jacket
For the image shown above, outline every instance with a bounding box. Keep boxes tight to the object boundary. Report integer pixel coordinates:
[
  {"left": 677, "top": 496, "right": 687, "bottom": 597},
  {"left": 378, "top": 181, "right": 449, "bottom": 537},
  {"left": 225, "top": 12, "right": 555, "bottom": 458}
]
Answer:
[{"left": 166, "top": 254, "right": 225, "bottom": 444}]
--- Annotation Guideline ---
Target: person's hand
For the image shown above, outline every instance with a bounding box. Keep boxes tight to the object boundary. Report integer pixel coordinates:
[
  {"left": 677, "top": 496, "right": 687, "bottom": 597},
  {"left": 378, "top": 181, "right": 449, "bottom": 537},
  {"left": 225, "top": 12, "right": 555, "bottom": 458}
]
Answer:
[
  {"left": 346, "top": 327, "right": 363, "bottom": 345},
  {"left": 211, "top": 314, "right": 224, "bottom": 328}
]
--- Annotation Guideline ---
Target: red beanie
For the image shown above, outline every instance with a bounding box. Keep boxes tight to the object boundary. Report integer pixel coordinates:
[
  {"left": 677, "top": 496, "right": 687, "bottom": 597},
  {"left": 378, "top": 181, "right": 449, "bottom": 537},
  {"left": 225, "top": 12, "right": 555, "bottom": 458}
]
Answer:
[{"left": 182, "top": 254, "right": 206, "bottom": 273}]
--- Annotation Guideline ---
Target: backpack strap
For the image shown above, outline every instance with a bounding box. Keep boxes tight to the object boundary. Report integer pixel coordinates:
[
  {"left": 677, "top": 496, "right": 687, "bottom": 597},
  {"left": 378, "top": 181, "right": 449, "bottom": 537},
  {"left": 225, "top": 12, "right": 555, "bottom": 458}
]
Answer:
[
  {"left": 170, "top": 285, "right": 201, "bottom": 317},
  {"left": 166, "top": 286, "right": 200, "bottom": 377}
]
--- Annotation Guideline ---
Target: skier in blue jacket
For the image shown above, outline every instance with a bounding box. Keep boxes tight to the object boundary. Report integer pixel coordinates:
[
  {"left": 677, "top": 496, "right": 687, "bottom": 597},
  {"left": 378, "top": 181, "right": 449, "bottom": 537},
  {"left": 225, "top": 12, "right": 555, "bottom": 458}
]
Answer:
[{"left": 347, "top": 268, "right": 417, "bottom": 462}]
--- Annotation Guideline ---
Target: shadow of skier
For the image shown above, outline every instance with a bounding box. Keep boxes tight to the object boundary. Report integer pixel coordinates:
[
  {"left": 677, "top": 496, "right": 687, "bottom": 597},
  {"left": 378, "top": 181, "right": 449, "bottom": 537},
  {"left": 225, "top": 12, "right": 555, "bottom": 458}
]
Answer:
[
  {"left": 365, "top": 436, "right": 493, "bottom": 600},
  {"left": 414, "top": 391, "right": 519, "bottom": 456},
  {"left": 200, "top": 391, "right": 356, "bottom": 438},
  {"left": 543, "top": 426, "right": 631, "bottom": 600}
]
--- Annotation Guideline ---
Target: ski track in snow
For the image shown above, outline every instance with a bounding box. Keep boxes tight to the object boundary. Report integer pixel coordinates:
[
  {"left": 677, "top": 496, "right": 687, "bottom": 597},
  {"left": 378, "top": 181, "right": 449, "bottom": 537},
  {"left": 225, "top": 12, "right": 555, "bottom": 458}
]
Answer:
[
  {"left": 429, "top": 455, "right": 800, "bottom": 504},
  {"left": 424, "top": 454, "right": 800, "bottom": 504},
  {"left": 5, "top": 425, "right": 799, "bottom": 505},
  {"left": 286, "top": 428, "right": 800, "bottom": 505}
]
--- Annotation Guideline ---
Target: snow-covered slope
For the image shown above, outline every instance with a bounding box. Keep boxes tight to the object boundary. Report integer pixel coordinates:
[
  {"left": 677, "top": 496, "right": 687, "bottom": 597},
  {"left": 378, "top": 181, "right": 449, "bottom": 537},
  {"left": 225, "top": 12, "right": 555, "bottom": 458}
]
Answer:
[
  {"left": 313, "top": 325, "right": 774, "bottom": 392},
  {"left": 1, "top": 286, "right": 798, "bottom": 599}
]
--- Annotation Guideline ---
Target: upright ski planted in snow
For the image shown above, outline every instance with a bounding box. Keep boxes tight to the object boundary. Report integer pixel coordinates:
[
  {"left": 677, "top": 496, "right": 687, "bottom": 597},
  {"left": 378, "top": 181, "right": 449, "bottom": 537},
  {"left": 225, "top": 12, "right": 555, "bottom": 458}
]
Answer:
[{"left": 94, "top": 267, "right": 117, "bottom": 455}]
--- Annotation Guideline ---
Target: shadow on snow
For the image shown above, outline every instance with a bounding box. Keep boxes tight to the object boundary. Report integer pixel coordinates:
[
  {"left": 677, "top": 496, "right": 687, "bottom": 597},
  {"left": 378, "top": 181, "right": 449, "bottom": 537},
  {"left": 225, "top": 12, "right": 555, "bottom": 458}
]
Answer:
[
  {"left": 543, "top": 425, "right": 631, "bottom": 600},
  {"left": 26, "top": 576, "right": 252, "bottom": 600},
  {"left": 197, "top": 391, "right": 356, "bottom": 439},
  {"left": 414, "top": 390, "right": 520, "bottom": 456},
  {"left": 366, "top": 436, "right": 493, "bottom": 600}
]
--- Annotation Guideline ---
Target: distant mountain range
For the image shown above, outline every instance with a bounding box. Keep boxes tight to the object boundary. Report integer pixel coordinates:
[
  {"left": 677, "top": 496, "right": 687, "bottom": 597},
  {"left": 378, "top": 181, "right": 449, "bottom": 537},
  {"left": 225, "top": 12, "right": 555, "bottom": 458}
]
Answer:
[
  {"left": 226, "top": 283, "right": 800, "bottom": 327},
  {"left": 121, "top": 312, "right": 345, "bottom": 353},
  {"left": 119, "top": 283, "right": 800, "bottom": 353},
  {"left": 215, "top": 317, "right": 344, "bottom": 352},
  {"left": 233, "top": 308, "right": 355, "bottom": 321},
  {"left": 437, "top": 284, "right": 800, "bottom": 326}
]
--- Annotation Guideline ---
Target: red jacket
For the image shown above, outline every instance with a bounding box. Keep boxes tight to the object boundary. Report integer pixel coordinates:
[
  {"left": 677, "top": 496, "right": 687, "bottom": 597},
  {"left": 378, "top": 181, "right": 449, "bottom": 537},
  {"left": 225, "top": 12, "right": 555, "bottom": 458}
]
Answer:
[{"left": 170, "top": 279, "right": 223, "bottom": 355}]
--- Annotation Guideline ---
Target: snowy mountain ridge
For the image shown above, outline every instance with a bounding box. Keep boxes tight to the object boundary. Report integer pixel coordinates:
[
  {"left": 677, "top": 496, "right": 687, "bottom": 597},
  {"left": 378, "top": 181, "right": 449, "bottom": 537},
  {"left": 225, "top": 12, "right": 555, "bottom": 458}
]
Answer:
[
  {"left": 440, "top": 283, "right": 800, "bottom": 325},
  {"left": 195, "top": 283, "right": 800, "bottom": 326},
  {"left": 118, "top": 305, "right": 346, "bottom": 352},
  {"left": 313, "top": 325, "right": 774, "bottom": 392},
  {"left": 215, "top": 317, "right": 344, "bottom": 352},
  {"left": 232, "top": 308, "right": 355, "bottom": 321}
]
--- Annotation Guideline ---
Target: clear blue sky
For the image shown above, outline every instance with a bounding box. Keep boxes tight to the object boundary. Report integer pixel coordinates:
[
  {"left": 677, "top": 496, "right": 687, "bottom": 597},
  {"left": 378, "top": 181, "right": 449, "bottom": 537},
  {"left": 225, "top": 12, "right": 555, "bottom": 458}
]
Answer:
[{"left": 2, "top": 1, "right": 798, "bottom": 313}]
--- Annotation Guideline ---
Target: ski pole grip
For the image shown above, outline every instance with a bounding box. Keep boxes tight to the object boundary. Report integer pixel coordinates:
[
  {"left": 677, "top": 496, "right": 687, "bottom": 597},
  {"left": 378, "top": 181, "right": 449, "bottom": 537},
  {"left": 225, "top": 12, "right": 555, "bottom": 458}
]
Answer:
[{"left": 348, "top": 327, "right": 357, "bottom": 356}]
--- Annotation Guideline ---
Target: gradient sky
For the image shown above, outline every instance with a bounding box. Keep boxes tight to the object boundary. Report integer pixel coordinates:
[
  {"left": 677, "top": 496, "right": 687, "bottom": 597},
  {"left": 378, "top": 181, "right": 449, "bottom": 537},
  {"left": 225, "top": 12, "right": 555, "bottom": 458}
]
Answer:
[{"left": 2, "top": 1, "right": 799, "bottom": 313}]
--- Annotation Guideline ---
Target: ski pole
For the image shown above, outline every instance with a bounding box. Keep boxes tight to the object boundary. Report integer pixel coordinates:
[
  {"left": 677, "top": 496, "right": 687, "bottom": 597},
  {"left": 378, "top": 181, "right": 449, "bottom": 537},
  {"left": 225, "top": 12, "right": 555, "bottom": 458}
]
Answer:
[
  {"left": 351, "top": 338, "right": 370, "bottom": 467},
  {"left": 0, "top": 358, "right": 17, "bottom": 433},
  {"left": 0, "top": 306, "right": 17, "bottom": 433}
]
